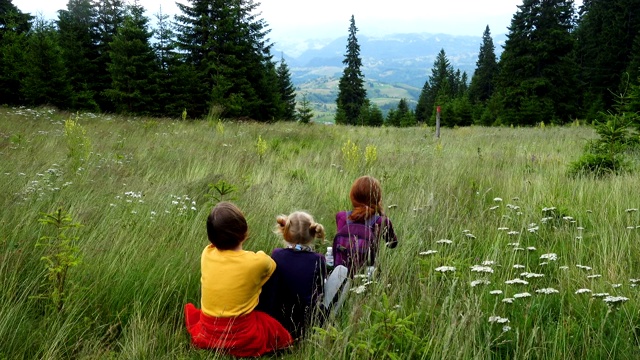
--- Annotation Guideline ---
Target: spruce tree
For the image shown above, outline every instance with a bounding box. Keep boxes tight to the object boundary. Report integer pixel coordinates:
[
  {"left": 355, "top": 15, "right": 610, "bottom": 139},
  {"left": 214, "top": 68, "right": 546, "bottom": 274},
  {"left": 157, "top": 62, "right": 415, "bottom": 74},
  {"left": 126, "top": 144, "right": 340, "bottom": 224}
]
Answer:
[
  {"left": 174, "top": 0, "right": 279, "bottom": 120},
  {"left": 575, "top": 0, "right": 640, "bottom": 117},
  {"left": 494, "top": 0, "right": 578, "bottom": 125},
  {"left": 0, "top": 0, "right": 32, "bottom": 105},
  {"left": 57, "top": 0, "right": 99, "bottom": 111},
  {"left": 92, "top": 0, "right": 125, "bottom": 111},
  {"left": 415, "top": 49, "right": 455, "bottom": 124},
  {"left": 297, "top": 93, "right": 314, "bottom": 124},
  {"left": 276, "top": 55, "right": 297, "bottom": 121},
  {"left": 469, "top": 25, "right": 498, "bottom": 104},
  {"left": 22, "top": 17, "right": 72, "bottom": 108},
  {"left": 105, "top": 2, "right": 158, "bottom": 114},
  {"left": 335, "top": 15, "right": 367, "bottom": 125}
]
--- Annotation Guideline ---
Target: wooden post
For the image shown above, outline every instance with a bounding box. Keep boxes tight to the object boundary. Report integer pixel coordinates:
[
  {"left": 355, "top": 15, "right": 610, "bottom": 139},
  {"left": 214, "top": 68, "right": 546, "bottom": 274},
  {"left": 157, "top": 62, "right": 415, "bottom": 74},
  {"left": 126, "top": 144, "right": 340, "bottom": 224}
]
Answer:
[{"left": 435, "top": 106, "right": 441, "bottom": 138}]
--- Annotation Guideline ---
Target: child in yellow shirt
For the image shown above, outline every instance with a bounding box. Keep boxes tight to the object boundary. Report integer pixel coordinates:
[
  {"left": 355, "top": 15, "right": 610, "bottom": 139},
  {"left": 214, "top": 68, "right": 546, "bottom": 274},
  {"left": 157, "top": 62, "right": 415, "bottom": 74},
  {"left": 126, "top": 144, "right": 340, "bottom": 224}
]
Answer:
[{"left": 184, "top": 201, "right": 292, "bottom": 356}]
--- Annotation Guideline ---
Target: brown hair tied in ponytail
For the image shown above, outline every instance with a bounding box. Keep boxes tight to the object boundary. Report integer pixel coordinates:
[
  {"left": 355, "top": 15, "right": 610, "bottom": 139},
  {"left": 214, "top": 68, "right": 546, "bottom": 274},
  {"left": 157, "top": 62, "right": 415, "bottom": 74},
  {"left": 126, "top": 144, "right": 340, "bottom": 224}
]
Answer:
[{"left": 349, "top": 175, "right": 384, "bottom": 222}]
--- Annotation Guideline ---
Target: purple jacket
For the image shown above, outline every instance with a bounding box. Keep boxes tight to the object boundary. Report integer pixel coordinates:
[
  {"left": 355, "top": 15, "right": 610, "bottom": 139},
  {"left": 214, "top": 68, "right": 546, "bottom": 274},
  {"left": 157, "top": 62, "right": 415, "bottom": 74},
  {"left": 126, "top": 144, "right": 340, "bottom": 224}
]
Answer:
[{"left": 335, "top": 211, "right": 398, "bottom": 248}]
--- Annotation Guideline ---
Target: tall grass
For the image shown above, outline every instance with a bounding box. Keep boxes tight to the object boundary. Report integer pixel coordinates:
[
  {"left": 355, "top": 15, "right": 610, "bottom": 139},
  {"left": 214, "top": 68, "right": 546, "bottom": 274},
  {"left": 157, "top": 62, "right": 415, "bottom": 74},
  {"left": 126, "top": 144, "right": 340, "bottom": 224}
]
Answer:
[{"left": 1, "top": 106, "right": 639, "bottom": 359}]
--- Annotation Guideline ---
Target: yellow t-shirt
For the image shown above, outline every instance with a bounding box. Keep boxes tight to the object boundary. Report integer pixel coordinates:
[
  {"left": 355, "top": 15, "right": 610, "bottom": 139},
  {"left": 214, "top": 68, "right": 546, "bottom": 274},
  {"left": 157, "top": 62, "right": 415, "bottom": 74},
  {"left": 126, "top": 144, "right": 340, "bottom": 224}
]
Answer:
[{"left": 200, "top": 245, "right": 276, "bottom": 317}]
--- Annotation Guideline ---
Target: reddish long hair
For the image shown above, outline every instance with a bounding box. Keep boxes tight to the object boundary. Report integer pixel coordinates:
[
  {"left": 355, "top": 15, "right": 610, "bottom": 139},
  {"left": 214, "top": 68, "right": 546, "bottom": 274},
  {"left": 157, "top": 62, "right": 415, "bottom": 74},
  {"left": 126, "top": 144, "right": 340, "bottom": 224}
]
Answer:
[{"left": 348, "top": 176, "right": 384, "bottom": 222}]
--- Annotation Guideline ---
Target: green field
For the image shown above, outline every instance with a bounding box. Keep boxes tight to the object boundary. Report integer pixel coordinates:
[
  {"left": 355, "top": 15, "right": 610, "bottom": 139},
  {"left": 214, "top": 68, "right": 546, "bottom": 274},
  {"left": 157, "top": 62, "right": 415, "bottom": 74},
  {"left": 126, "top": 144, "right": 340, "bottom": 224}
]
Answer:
[{"left": 2, "top": 106, "right": 640, "bottom": 359}]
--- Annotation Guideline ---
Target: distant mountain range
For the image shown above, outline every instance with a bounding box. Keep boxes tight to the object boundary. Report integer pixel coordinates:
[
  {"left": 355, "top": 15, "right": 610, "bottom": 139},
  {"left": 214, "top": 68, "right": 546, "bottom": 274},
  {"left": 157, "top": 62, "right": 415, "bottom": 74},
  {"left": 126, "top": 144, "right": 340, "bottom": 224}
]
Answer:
[
  {"left": 271, "top": 32, "right": 507, "bottom": 122},
  {"left": 275, "top": 32, "right": 507, "bottom": 88}
]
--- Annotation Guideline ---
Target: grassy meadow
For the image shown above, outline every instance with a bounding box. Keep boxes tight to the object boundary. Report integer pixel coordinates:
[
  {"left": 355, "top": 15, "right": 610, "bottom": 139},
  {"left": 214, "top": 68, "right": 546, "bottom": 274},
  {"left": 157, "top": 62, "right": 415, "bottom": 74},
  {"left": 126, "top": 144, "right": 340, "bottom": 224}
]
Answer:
[{"left": 2, "top": 106, "right": 640, "bottom": 359}]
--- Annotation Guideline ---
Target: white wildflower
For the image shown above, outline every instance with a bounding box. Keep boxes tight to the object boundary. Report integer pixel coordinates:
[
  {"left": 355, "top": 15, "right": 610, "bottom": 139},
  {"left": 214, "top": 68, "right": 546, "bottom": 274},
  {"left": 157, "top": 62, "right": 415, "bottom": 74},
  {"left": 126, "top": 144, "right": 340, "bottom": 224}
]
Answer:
[
  {"left": 513, "top": 292, "right": 531, "bottom": 298},
  {"left": 471, "top": 265, "right": 494, "bottom": 273},
  {"left": 559, "top": 266, "right": 569, "bottom": 270},
  {"left": 498, "top": 227, "right": 510, "bottom": 231},
  {"left": 465, "top": 233, "right": 477, "bottom": 239},
  {"left": 575, "top": 288, "right": 592, "bottom": 294},
  {"left": 508, "top": 231, "right": 520, "bottom": 236},
  {"left": 435, "top": 266, "right": 456, "bottom": 273},
  {"left": 527, "top": 246, "right": 537, "bottom": 251},
  {"left": 513, "top": 264, "right": 525, "bottom": 269},
  {"left": 535, "top": 288, "right": 559, "bottom": 294},
  {"left": 542, "top": 206, "right": 556, "bottom": 212},
  {"left": 576, "top": 265, "right": 592, "bottom": 271},
  {"left": 505, "top": 278, "right": 529, "bottom": 285},
  {"left": 503, "top": 325, "right": 512, "bottom": 332},
  {"left": 471, "top": 280, "right": 491, "bottom": 287},
  {"left": 592, "top": 293, "right": 610, "bottom": 298},
  {"left": 528, "top": 226, "right": 539, "bottom": 233},
  {"left": 490, "top": 206, "right": 500, "bottom": 210},
  {"left": 612, "top": 284, "right": 622, "bottom": 288},
  {"left": 587, "top": 274, "right": 602, "bottom": 279},
  {"left": 540, "top": 253, "right": 558, "bottom": 261},
  {"left": 490, "top": 290, "right": 503, "bottom": 295},
  {"left": 436, "top": 239, "right": 453, "bottom": 244},
  {"left": 351, "top": 285, "right": 367, "bottom": 294},
  {"left": 603, "top": 296, "right": 629, "bottom": 305},
  {"left": 502, "top": 297, "right": 515, "bottom": 303},
  {"left": 493, "top": 197, "right": 503, "bottom": 202},
  {"left": 507, "top": 242, "right": 520, "bottom": 246},
  {"left": 520, "top": 272, "right": 544, "bottom": 278},
  {"left": 419, "top": 250, "right": 438, "bottom": 256},
  {"left": 482, "top": 260, "right": 496, "bottom": 266},
  {"left": 488, "top": 316, "right": 510, "bottom": 324}
]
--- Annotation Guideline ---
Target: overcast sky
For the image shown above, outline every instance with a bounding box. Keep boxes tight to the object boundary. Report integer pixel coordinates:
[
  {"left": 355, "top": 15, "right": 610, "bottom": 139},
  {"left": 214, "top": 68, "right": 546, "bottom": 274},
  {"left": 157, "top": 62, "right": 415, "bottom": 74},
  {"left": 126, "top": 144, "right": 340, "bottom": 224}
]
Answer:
[{"left": 13, "top": 0, "right": 583, "bottom": 43}]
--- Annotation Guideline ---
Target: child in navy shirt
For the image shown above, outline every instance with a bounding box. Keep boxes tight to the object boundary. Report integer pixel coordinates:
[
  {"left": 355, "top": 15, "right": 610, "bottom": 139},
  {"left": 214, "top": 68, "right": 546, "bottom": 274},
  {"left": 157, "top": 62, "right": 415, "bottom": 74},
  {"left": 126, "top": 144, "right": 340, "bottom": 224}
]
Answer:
[{"left": 258, "top": 211, "right": 348, "bottom": 340}]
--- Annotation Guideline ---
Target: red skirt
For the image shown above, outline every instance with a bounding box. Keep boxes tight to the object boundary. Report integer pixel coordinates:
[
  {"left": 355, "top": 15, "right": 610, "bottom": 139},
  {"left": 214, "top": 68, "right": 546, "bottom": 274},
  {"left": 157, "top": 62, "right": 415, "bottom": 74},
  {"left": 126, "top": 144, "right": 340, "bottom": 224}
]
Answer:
[{"left": 184, "top": 303, "right": 293, "bottom": 357}]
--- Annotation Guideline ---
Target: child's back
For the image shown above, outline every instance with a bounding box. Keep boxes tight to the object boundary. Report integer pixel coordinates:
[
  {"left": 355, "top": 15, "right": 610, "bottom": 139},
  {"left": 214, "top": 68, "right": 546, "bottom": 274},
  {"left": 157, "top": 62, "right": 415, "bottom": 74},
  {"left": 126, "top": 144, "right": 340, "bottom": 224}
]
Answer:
[{"left": 184, "top": 202, "right": 293, "bottom": 356}]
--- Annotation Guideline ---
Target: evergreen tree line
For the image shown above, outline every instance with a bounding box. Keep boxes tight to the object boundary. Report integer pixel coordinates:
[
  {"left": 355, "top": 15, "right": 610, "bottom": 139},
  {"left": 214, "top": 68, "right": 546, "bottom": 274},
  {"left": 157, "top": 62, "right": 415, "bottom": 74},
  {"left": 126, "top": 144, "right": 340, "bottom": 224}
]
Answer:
[
  {"left": 336, "top": 0, "right": 640, "bottom": 127},
  {"left": 0, "top": 0, "right": 297, "bottom": 121}
]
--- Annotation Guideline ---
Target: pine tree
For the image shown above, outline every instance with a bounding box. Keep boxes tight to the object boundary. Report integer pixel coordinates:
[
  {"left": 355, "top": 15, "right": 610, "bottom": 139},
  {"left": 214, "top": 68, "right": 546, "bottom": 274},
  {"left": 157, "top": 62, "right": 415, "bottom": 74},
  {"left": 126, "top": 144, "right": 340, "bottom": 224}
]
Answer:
[
  {"left": 0, "top": 0, "right": 32, "bottom": 105},
  {"left": 335, "top": 15, "right": 367, "bottom": 125},
  {"left": 22, "top": 17, "right": 72, "bottom": 108},
  {"left": 494, "top": 0, "right": 578, "bottom": 125},
  {"left": 276, "top": 55, "right": 296, "bottom": 121},
  {"left": 469, "top": 25, "right": 498, "bottom": 104},
  {"left": 57, "top": 0, "right": 99, "bottom": 111},
  {"left": 105, "top": 2, "right": 158, "bottom": 114}
]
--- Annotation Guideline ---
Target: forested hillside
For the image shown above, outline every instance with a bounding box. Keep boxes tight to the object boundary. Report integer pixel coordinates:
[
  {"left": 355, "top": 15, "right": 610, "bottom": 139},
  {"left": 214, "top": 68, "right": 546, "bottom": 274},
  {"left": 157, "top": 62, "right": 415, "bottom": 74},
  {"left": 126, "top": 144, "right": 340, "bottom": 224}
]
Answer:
[{"left": 1, "top": 0, "right": 640, "bottom": 126}]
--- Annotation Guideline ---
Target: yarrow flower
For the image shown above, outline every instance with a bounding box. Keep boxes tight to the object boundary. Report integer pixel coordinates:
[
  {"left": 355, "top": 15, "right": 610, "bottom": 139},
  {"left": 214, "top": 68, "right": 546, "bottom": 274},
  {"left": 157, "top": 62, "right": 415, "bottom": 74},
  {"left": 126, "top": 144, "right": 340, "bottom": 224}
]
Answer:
[
  {"left": 481, "top": 260, "right": 495, "bottom": 266},
  {"left": 498, "top": 227, "right": 510, "bottom": 231},
  {"left": 535, "top": 288, "right": 559, "bottom": 294},
  {"left": 435, "top": 266, "right": 456, "bottom": 273},
  {"left": 513, "top": 264, "right": 526, "bottom": 269},
  {"left": 471, "top": 280, "right": 491, "bottom": 287},
  {"left": 508, "top": 231, "right": 520, "bottom": 236},
  {"left": 419, "top": 250, "right": 438, "bottom": 256},
  {"left": 505, "top": 278, "right": 529, "bottom": 285},
  {"left": 575, "top": 288, "right": 592, "bottom": 294},
  {"left": 592, "top": 293, "right": 610, "bottom": 298},
  {"left": 513, "top": 292, "right": 531, "bottom": 298},
  {"left": 471, "top": 265, "right": 494, "bottom": 273},
  {"left": 587, "top": 274, "right": 602, "bottom": 279},
  {"left": 488, "top": 316, "right": 509, "bottom": 324},
  {"left": 502, "top": 298, "right": 515, "bottom": 303},
  {"left": 576, "top": 264, "right": 592, "bottom": 271},
  {"left": 490, "top": 290, "right": 503, "bottom": 295},
  {"left": 493, "top": 197, "right": 503, "bottom": 202},
  {"left": 436, "top": 239, "right": 453, "bottom": 244},
  {"left": 503, "top": 325, "right": 512, "bottom": 332},
  {"left": 603, "top": 296, "right": 629, "bottom": 305},
  {"left": 540, "top": 253, "right": 558, "bottom": 261},
  {"left": 520, "top": 272, "right": 544, "bottom": 278}
]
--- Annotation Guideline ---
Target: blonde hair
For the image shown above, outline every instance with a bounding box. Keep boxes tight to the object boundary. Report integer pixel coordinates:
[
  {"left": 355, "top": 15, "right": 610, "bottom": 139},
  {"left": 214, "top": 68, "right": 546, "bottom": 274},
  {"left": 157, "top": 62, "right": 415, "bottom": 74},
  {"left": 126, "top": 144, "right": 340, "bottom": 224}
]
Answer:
[{"left": 274, "top": 211, "right": 325, "bottom": 245}]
